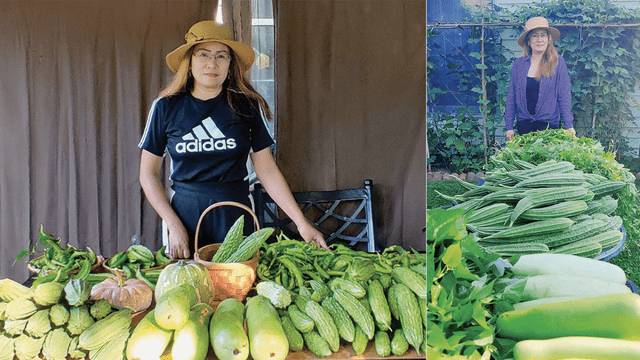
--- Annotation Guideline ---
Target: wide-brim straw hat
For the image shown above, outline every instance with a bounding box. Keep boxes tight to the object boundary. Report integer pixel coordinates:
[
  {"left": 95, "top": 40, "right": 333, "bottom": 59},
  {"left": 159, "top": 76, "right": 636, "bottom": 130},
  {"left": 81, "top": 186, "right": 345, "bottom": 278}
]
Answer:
[
  {"left": 517, "top": 17, "right": 561, "bottom": 47},
  {"left": 166, "top": 20, "right": 255, "bottom": 73}
]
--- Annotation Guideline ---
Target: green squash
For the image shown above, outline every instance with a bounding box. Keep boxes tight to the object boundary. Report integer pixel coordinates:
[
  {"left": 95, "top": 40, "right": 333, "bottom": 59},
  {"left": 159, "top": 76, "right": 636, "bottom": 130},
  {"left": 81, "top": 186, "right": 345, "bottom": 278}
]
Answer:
[
  {"left": 245, "top": 295, "right": 289, "bottom": 360},
  {"left": 126, "top": 310, "right": 173, "bottom": 360},
  {"left": 210, "top": 298, "right": 249, "bottom": 360},
  {"left": 155, "top": 260, "right": 215, "bottom": 306},
  {"left": 172, "top": 303, "right": 213, "bottom": 360},
  {"left": 154, "top": 284, "right": 198, "bottom": 330}
]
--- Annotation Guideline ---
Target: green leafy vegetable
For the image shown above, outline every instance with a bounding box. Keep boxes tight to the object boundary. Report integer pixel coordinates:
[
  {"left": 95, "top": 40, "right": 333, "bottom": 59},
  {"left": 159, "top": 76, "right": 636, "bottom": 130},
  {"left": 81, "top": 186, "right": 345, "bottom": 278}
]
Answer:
[{"left": 427, "top": 208, "right": 524, "bottom": 359}]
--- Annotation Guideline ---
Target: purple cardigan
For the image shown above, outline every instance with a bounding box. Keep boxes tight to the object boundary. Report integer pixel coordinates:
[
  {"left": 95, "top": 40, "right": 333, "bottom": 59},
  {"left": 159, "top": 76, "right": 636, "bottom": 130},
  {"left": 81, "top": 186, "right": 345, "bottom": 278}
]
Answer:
[{"left": 504, "top": 55, "right": 574, "bottom": 131}]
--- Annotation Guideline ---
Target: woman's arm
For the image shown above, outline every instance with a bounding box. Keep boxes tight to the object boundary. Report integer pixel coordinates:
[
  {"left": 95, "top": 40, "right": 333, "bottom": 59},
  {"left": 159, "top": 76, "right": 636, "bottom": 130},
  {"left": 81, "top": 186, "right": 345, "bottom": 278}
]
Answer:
[
  {"left": 139, "top": 150, "right": 191, "bottom": 258},
  {"left": 250, "top": 148, "right": 329, "bottom": 249},
  {"left": 557, "top": 57, "right": 575, "bottom": 135},
  {"left": 505, "top": 62, "right": 519, "bottom": 142}
]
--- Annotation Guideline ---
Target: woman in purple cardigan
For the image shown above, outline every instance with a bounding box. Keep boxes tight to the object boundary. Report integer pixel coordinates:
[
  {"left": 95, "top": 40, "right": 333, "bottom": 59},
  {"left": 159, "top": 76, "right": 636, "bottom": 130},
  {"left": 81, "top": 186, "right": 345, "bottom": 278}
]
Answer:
[{"left": 504, "top": 17, "right": 576, "bottom": 142}]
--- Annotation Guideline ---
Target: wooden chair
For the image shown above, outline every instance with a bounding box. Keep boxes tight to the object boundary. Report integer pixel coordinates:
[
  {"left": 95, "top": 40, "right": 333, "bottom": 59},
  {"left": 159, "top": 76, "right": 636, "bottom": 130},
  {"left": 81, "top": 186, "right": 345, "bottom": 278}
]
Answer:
[{"left": 252, "top": 179, "right": 378, "bottom": 253}]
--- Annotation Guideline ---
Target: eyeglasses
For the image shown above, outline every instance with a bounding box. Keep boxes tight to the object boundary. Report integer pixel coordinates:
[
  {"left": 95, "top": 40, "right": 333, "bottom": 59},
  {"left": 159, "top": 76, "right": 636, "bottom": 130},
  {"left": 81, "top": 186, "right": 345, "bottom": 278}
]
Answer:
[
  {"left": 193, "top": 51, "right": 231, "bottom": 64},
  {"left": 530, "top": 33, "right": 548, "bottom": 39}
]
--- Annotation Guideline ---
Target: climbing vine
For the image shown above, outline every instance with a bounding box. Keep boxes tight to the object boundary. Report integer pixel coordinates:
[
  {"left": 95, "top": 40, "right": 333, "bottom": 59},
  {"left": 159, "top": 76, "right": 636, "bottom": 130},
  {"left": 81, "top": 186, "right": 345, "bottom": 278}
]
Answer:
[{"left": 427, "top": 4, "right": 513, "bottom": 173}]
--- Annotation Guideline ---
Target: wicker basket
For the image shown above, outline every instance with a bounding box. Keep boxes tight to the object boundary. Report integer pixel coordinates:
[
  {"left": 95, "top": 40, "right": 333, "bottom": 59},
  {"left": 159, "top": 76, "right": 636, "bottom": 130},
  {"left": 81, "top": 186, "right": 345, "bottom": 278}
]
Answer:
[
  {"left": 194, "top": 201, "right": 260, "bottom": 302},
  {"left": 28, "top": 255, "right": 105, "bottom": 276}
]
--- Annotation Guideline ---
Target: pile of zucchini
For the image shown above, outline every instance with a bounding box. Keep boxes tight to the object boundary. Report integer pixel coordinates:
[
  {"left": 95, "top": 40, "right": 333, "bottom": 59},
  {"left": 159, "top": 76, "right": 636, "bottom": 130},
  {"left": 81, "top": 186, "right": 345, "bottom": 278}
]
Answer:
[{"left": 438, "top": 159, "right": 628, "bottom": 258}]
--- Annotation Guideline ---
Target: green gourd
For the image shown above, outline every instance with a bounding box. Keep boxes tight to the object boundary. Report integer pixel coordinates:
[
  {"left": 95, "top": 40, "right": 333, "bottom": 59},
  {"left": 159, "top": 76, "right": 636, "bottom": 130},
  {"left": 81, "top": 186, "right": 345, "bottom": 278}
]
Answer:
[
  {"left": 209, "top": 298, "right": 250, "bottom": 360},
  {"left": 172, "top": 303, "right": 214, "bottom": 360},
  {"left": 154, "top": 260, "right": 215, "bottom": 307},
  {"left": 126, "top": 310, "right": 173, "bottom": 360},
  {"left": 154, "top": 283, "right": 198, "bottom": 330},
  {"left": 245, "top": 295, "right": 289, "bottom": 360}
]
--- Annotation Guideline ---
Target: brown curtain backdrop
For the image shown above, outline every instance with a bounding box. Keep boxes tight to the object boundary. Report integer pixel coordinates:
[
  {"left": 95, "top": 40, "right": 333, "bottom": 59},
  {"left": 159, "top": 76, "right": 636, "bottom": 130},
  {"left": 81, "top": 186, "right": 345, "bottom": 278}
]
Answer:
[
  {"left": 0, "top": 0, "right": 217, "bottom": 282},
  {"left": 273, "top": 0, "right": 426, "bottom": 251}
]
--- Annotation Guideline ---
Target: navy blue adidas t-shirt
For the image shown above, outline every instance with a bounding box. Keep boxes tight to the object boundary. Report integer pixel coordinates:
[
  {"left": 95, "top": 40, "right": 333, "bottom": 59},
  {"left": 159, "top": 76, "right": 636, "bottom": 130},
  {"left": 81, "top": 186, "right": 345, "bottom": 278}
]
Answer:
[{"left": 138, "top": 90, "right": 274, "bottom": 184}]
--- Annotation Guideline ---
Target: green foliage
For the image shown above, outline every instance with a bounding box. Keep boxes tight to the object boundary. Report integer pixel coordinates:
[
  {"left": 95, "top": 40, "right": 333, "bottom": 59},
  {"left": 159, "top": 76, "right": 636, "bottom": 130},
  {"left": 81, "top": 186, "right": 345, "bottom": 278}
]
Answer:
[
  {"left": 508, "top": 0, "right": 640, "bottom": 159},
  {"left": 427, "top": 208, "right": 524, "bottom": 359},
  {"left": 427, "top": 6, "right": 514, "bottom": 173},
  {"left": 427, "top": 107, "right": 492, "bottom": 173},
  {"left": 427, "top": 179, "right": 475, "bottom": 210}
]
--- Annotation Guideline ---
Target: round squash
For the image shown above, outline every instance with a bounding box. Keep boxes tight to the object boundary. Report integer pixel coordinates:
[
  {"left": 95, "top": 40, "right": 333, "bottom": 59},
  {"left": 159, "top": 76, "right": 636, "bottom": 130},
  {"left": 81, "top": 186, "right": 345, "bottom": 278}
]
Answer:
[
  {"left": 89, "top": 272, "right": 153, "bottom": 313},
  {"left": 155, "top": 260, "right": 215, "bottom": 306}
]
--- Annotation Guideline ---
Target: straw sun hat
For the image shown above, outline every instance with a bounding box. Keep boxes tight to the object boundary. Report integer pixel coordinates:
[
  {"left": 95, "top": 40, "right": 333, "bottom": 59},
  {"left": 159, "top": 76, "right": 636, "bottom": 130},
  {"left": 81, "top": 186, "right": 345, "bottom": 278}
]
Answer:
[
  {"left": 517, "top": 17, "right": 561, "bottom": 47},
  {"left": 166, "top": 20, "right": 255, "bottom": 73}
]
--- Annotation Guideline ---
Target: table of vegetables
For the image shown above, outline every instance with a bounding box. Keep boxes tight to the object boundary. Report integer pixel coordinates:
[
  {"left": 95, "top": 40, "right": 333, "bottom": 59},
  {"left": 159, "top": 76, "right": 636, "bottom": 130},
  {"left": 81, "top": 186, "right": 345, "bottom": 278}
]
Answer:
[
  {"left": 428, "top": 130, "right": 640, "bottom": 359},
  {"left": 0, "top": 219, "right": 427, "bottom": 360}
]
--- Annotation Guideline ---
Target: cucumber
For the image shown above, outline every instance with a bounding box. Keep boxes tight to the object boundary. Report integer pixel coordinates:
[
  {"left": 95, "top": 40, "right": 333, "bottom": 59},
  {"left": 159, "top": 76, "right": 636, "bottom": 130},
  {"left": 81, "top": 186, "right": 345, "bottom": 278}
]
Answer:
[
  {"left": 210, "top": 298, "right": 250, "bottom": 360},
  {"left": 245, "top": 295, "right": 289, "bottom": 360}
]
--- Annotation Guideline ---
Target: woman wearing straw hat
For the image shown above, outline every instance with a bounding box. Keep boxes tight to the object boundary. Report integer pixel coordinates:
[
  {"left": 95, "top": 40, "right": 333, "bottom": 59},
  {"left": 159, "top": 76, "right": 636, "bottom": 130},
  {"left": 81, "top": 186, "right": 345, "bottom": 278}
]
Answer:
[
  {"left": 504, "top": 17, "right": 576, "bottom": 142},
  {"left": 139, "top": 20, "right": 329, "bottom": 259}
]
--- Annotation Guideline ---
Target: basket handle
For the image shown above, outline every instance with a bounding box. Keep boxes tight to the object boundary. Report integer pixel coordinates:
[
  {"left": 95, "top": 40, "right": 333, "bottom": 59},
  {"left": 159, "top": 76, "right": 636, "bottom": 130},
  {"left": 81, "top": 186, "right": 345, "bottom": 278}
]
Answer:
[{"left": 194, "top": 201, "right": 260, "bottom": 252}]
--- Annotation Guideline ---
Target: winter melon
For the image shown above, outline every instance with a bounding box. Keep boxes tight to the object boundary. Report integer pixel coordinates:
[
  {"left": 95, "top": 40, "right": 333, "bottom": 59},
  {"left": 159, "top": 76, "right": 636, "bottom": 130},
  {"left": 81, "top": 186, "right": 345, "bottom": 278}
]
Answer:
[{"left": 209, "top": 298, "right": 249, "bottom": 360}]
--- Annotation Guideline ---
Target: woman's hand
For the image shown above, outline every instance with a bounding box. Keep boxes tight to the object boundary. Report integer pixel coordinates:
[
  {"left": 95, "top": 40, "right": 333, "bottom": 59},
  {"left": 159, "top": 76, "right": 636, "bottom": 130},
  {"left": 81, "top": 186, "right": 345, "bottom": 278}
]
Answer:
[
  {"left": 506, "top": 130, "right": 515, "bottom": 142},
  {"left": 140, "top": 150, "right": 192, "bottom": 259},
  {"left": 566, "top": 128, "right": 576, "bottom": 136},
  {"left": 297, "top": 221, "right": 330, "bottom": 250},
  {"left": 167, "top": 223, "right": 191, "bottom": 259},
  {"left": 250, "top": 148, "right": 330, "bottom": 251}
]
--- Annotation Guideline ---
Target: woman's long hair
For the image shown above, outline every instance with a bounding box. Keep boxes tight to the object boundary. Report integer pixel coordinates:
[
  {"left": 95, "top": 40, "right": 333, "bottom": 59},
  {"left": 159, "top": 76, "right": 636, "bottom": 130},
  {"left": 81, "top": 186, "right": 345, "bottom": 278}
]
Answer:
[
  {"left": 522, "top": 29, "right": 559, "bottom": 81},
  {"left": 158, "top": 45, "right": 272, "bottom": 121}
]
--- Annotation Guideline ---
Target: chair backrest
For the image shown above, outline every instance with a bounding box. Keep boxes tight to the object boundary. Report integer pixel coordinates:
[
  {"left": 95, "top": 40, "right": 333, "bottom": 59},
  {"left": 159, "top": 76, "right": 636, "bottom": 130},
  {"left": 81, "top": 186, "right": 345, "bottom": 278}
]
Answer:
[{"left": 252, "top": 179, "right": 378, "bottom": 253}]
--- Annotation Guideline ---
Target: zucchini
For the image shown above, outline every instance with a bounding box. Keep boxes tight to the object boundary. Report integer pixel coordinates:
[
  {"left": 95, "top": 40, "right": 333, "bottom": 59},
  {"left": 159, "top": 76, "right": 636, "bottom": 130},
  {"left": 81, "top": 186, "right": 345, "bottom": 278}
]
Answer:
[{"left": 498, "top": 293, "right": 640, "bottom": 341}]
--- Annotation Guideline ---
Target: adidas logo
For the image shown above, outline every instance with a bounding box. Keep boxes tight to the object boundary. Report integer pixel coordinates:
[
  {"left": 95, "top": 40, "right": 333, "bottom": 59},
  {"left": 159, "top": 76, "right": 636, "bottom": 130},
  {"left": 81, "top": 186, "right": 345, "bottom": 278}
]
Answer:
[{"left": 176, "top": 117, "right": 236, "bottom": 153}]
